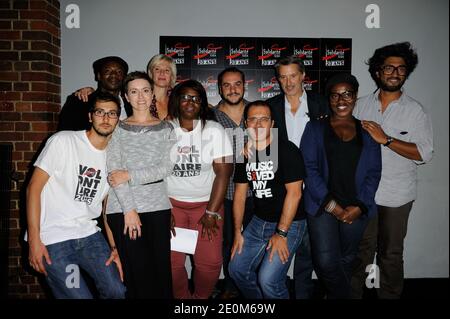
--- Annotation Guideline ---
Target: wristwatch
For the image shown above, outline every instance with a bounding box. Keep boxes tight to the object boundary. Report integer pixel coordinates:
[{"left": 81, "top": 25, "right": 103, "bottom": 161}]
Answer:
[
  {"left": 275, "top": 228, "right": 288, "bottom": 238},
  {"left": 383, "top": 136, "right": 394, "bottom": 147},
  {"left": 205, "top": 209, "right": 222, "bottom": 220}
]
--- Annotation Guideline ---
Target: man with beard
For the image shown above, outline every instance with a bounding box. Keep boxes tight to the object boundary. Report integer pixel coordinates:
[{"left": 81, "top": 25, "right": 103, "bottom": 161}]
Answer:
[
  {"left": 267, "top": 56, "right": 330, "bottom": 299},
  {"left": 58, "top": 56, "right": 128, "bottom": 131},
  {"left": 26, "top": 93, "right": 125, "bottom": 299},
  {"left": 212, "top": 67, "right": 254, "bottom": 299},
  {"left": 351, "top": 42, "right": 434, "bottom": 299}
]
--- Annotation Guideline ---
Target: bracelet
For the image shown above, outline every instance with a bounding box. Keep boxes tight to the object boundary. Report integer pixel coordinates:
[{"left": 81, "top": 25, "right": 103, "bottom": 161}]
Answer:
[
  {"left": 111, "top": 246, "right": 117, "bottom": 251},
  {"left": 205, "top": 209, "right": 222, "bottom": 220},
  {"left": 275, "top": 228, "right": 288, "bottom": 238},
  {"left": 383, "top": 136, "right": 394, "bottom": 147},
  {"left": 325, "top": 199, "right": 337, "bottom": 213}
]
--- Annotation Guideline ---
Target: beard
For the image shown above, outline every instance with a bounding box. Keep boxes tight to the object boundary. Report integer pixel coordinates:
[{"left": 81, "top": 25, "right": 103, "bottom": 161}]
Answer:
[
  {"left": 92, "top": 123, "right": 114, "bottom": 137},
  {"left": 378, "top": 77, "right": 405, "bottom": 92},
  {"left": 222, "top": 94, "right": 244, "bottom": 106}
]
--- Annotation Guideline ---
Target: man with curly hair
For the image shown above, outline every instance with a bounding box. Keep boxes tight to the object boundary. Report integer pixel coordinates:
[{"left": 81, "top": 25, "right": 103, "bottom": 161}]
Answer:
[{"left": 351, "top": 42, "right": 434, "bottom": 299}]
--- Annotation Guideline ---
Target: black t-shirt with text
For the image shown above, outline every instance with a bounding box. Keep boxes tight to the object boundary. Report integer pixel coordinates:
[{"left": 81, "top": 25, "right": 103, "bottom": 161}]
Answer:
[{"left": 234, "top": 140, "right": 306, "bottom": 222}]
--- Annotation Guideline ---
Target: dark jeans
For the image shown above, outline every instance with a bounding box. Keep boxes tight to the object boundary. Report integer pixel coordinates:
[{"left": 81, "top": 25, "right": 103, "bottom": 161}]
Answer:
[
  {"left": 308, "top": 211, "right": 369, "bottom": 299},
  {"left": 351, "top": 201, "right": 413, "bottom": 299},
  {"left": 45, "top": 231, "right": 126, "bottom": 299},
  {"left": 108, "top": 209, "right": 173, "bottom": 299},
  {"left": 293, "top": 222, "right": 315, "bottom": 299},
  {"left": 222, "top": 197, "right": 254, "bottom": 293}
]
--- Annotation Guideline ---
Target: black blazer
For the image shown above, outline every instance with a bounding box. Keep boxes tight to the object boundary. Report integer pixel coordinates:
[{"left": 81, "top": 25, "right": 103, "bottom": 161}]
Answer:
[
  {"left": 57, "top": 92, "right": 96, "bottom": 132},
  {"left": 57, "top": 89, "right": 128, "bottom": 132},
  {"left": 266, "top": 92, "right": 330, "bottom": 145}
]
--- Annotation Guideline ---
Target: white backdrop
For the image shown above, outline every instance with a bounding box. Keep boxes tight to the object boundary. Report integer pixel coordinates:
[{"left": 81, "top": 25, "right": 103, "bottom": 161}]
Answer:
[{"left": 60, "top": 0, "right": 449, "bottom": 278}]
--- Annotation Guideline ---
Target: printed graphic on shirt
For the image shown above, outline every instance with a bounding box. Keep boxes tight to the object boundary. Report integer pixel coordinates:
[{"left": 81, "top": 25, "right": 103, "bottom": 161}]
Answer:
[
  {"left": 172, "top": 145, "right": 202, "bottom": 177},
  {"left": 246, "top": 161, "right": 274, "bottom": 198},
  {"left": 74, "top": 164, "right": 102, "bottom": 205}
]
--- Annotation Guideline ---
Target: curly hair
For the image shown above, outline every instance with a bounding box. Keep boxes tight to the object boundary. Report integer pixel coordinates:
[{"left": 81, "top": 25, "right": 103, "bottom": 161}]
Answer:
[{"left": 367, "top": 42, "right": 418, "bottom": 83}]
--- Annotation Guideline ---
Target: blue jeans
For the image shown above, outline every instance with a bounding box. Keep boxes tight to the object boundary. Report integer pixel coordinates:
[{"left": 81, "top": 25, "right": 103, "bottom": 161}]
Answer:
[
  {"left": 45, "top": 231, "right": 126, "bottom": 299},
  {"left": 229, "top": 216, "right": 306, "bottom": 299},
  {"left": 307, "top": 211, "right": 369, "bottom": 299},
  {"left": 222, "top": 197, "right": 254, "bottom": 293}
]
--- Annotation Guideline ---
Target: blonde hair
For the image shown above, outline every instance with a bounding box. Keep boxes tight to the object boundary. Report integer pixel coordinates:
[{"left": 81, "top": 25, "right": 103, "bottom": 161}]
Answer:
[{"left": 146, "top": 54, "right": 177, "bottom": 88}]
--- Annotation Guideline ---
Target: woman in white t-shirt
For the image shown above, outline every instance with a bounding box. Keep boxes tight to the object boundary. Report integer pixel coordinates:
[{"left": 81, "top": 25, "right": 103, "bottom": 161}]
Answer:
[{"left": 167, "top": 80, "right": 233, "bottom": 299}]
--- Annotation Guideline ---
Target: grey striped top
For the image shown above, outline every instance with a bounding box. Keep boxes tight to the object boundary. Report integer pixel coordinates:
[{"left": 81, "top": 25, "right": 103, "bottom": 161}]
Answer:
[{"left": 105, "top": 120, "right": 176, "bottom": 214}]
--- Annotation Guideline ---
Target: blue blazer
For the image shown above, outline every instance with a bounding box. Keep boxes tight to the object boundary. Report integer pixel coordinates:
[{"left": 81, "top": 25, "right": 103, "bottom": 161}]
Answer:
[{"left": 300, "top": 119, "right": 382, "bottom": 218}]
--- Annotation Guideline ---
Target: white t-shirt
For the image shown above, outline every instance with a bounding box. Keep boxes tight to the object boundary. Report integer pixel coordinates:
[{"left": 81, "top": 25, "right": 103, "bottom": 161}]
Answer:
[
  {"left": 167, "top": 120, "right": 233, "bottom": 202},
  {"left": 26, "top": 130, "right": 110, "bottom": 245}
]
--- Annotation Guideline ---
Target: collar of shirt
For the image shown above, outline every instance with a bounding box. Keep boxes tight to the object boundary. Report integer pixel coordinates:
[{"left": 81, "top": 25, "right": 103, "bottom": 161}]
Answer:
[
  {"left": 284, "top": 91, "right": 308, "bottom": 117},
  {"left": 214, "top": 99, "right": 248, "bottom": 128},
  {"left": 118, "top": 95, "right": 127, "bottom": 120},
  {"left": 373, "top": 88, "right": 406, "bottom": 109}
]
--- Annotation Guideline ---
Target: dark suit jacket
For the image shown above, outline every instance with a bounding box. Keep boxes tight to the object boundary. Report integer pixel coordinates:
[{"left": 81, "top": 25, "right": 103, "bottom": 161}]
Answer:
[
  {"left": 58, "top": 90, "right": 128, "bottom": 132},
  {"left": 57, "top": 91, "right": 98, "bottom": 132},
  {"left": 300, "top": 119, "right": 382, "bottom": 218},
  {"left": 266, "top": 91, "right": 330, "bottom": 145}
]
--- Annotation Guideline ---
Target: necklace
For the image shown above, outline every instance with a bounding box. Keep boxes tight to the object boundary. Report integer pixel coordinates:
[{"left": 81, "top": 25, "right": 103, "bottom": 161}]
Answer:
[{"left": 150, "top": 94, "right": 159, "bottom": 119}]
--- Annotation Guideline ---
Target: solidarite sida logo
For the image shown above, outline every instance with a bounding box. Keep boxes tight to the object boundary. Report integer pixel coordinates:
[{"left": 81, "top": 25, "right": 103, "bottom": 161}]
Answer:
[
  {"left": 303, "top": 76, "right": 318, "bottom": 91},
  {"left": 293, "top": 44, "right": 319, "bottom": 66},
  {"left": 322, "top": 44, "right": 351, "bottom": 67},
  {"left": 258, "top": 44, "right": 287, "bottom": 66},
  {"left": 199, "top": 76, "right": 219, "bottom": 98},
  {"left": 176, "top": 75, "right": 190, "bottom": 84},
  {"left": 199, "top": 76, "right": 218, "bottom": 89},
  {"left": 194, "top": 43, "right": 223, "bottom": 65},
  {"left": 258, "top": 76, "right": 280, "bottom": 99},
  {"left": 226, "top": 43, "right": 255, "bottom": 66},
  {"left": 165, "top": 42, "right": 191, "bottom": 64}
]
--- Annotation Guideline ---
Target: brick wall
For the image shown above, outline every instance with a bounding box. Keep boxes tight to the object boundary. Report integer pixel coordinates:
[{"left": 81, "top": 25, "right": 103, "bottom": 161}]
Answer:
[{"left": 0, "top": 0, "right": 60, "bottom": 299}]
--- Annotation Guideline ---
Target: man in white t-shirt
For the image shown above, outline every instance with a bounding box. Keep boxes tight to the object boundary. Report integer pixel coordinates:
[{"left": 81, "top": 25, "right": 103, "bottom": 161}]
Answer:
[{"left": 26, "top": 92, "right": 125, "bottom": 299}]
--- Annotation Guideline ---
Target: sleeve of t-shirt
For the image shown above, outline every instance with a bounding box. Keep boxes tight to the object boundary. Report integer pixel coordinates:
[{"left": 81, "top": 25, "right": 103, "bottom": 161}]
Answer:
[
  {"left": 210, "top": 124, "right": 234, "bottom": 160},
  {"left": 233, "top": 162, "right": 248, "bottom": 184},
  {"left": 280, "top": 141, "right": 306, "bottom": 184},
  {"left": 33, "top": 133, "right": 65, "bottom": 176}
]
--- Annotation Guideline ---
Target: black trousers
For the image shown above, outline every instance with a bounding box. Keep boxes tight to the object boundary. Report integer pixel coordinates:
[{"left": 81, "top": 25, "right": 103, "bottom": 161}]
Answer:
[
  {"left": 351, "top": 201, "right": 413, "bottom": 299},
  {"left": 108, "top": 209, "right": 173, "bottom": 299}
]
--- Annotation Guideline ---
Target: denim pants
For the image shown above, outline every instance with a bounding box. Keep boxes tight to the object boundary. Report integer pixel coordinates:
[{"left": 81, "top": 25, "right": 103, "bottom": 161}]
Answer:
[
  {"left": 229, "top": 215, "right": 306, "bottom": 299},
  {"left": 45, "top": 231, "right": 126, "bottom": 299},
  {"left": 222, "top": 197, "right": 254, "bottom": 293},
  {"left": 307, "top": 211, "right": 369, "bottom": 299},
  {"left": 293, "top": 222, "right": 315, "bottom": 299}
]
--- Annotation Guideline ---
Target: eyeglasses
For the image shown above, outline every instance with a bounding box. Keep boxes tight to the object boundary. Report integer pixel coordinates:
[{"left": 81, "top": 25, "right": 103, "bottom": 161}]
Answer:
[
  {"left": 329, "top": 91, "right": 355, "bottom": 102},
  {"left": 246, "top": 116, "right": 271, "bottom": 125},
  {"left": 180, "top": 94, "right": 202, "bottom": 104},
  {"left": 380, "top": 64, "right": 407, "bottom": 76},
  {"left": 92, "top": 109, "right": 119, "bottom": 119}
]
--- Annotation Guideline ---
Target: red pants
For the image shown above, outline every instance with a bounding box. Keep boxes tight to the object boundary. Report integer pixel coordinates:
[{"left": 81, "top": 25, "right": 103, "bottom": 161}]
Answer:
[{"left": 170, "top": 198, "right": 223, "bottom": 299}]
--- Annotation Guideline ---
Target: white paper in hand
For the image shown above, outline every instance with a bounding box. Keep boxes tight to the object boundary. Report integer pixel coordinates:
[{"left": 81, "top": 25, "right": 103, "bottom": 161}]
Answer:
[{"left": 170, "top": 227, "right": 199, "bottom": 254}]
